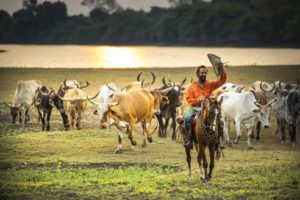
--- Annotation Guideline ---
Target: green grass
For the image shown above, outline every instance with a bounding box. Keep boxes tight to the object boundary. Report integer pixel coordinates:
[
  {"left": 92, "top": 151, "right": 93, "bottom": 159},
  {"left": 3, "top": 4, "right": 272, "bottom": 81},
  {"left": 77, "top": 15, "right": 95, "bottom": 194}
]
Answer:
[{"left": 0, "top": 66, "right": 299, "bottom": 199}]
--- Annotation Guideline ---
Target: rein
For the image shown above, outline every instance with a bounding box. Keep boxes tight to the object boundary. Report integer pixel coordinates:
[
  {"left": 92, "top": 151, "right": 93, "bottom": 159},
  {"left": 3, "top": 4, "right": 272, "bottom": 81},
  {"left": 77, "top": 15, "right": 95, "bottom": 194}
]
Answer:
[{"left": 197, "top": 99, "right": 220, "bottom": 143}]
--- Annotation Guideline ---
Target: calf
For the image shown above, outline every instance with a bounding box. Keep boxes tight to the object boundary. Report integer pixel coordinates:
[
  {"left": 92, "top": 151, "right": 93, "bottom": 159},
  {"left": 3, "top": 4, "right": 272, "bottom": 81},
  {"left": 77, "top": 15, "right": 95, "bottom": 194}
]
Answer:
[{"left": 4, "top": 80, "right": 41, "bottom": 124}]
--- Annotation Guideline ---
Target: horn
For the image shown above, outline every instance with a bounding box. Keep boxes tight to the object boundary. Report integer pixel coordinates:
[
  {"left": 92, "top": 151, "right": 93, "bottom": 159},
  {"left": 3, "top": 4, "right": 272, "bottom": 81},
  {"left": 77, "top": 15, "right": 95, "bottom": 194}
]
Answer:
[
  {"left": 278, "top": 80, "right": 282, "bottom": 89},
  {"left": 266, "top": 98, "right": 277, "bottom": 107},
  {"left": 79, "top": 81, "right": 90, "bottom": 89},
  {"left": 141, "top": 80, "right": 145, "bottom": 88},
  {"left": 3, "top": 102, "right": 12, "bottom": 108},
  {"left": 180, "top": 77, "right": 187, "bottom": 87},
  {"left": 150, "top": 71, "right": 156, "bottom": 85},
  {"left": 162, "top": 77, "right": 168, "bottom": 86},
  {"left": 40, "top": 89, "right": 55, "bottom": 96},
  {"left": 86, "top": 96, "right": 100, "bottom": 106},
  {"left": 254, "top": 101, "right": 263, "bottom": 108},
  {"left": 137, "top": 72, "right": 142, "bottom": 82},
  {"left": 107, "top": 101, "right": 119, "bottom": 107},
  {"left": 87, "top": 90, "right": 100, "bottom": 100},
  {"left": 160, "top": 83, "right": 174, "bottom": 94},
  {"left": 106, "top": 84, "right": 115, "bottom": 91},
  {"left": 260, "top": 81, "right": 266, "bottom": 92},
  {"left": 63, "top": 78, "right": 67, "bottom": 86},
  {"left": 296, "top": 79, "right": 299, "bottom": 89}
]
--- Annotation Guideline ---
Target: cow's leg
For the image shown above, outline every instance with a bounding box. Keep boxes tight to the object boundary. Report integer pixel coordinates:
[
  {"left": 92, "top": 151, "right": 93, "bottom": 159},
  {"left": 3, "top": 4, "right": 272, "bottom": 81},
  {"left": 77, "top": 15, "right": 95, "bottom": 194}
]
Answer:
[
  {"left": 46, "top": 110, "right": 51, "bottom": 131},
  {"left": 115, "top": 128, "right": 123, "bottom": 154},
  {"left": 185, "top": 147, "right": 192, "bottom": 177},
  {"left": 289, "top": 124, "right": 297, "bottom": 146},
  {"left": 156, "top": 114, "right": 166, "bottom": 138},
  {"left": 171, "top": 115, "right": 177, "bottom": 140},
  {"left": 281, "top": 120, "right": 286, "bottom": 142},
  {"left": 256, "top": 121, "right": 261, "bottom": 140},
  {"left": 246, "top": 123, "right": 254, "bottom": 149},
  {"left": 128, "top": 121, "right": 137, "bottom": 146},
  {"left": 25, "top": 108, "right": 30, "bottom": 123},
  {"left": 76, "top": 112, "right": 82, "bottom": 130},
  {"left": 60, "top": 111, "right": 69, "bottom": 131},
  {"left": 222, "top": 117, "right": 231, "bottom": 146},
  {"left": 41, "top": 111, "right": 46, "bottom": 131},
  {"left": 208, "top": 144, "right": 215, "bottom": 180},
  {"left": 234, "top": 117, "right": 242, "bottom": 144},
  {"left": 18, "top": 110, "right": 22, "bottom": 124},
  {"left": 70, "top": 111, "right": 75, "bottom": 130},
  {"left": 165, "top": 117, "right": 170, "bottom": 137},
  {"left": 141, "top": 121, "right": 147, "bottom": 148}
]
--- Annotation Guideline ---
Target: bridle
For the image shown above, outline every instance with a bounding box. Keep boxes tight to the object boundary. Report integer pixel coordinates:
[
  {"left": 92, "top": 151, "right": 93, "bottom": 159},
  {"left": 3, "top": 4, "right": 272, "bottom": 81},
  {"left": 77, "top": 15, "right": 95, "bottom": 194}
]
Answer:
[{"left": 197, "top": 98, "right": 221, "bottom": 143}]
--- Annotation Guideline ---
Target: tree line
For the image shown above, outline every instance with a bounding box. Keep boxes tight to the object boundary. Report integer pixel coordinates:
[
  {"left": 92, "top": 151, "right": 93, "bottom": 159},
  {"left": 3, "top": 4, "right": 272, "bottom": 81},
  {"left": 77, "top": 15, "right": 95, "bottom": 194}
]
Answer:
[{"left": 0, "top": 0, "right": 299, "bottom": 47}]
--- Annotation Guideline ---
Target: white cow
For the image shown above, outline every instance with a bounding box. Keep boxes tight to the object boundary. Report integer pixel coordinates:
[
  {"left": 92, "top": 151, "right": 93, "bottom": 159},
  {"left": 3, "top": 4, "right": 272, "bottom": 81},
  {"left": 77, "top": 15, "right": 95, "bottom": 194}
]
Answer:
[
  {"left": 88, "top": 83, "right": 123, "bottom": 128},
  {"left": 4, "top": 80, "right": 41, "bottom": 124},
  {"left": 219, "top": 91, "right": 276, "bottom": 148}
]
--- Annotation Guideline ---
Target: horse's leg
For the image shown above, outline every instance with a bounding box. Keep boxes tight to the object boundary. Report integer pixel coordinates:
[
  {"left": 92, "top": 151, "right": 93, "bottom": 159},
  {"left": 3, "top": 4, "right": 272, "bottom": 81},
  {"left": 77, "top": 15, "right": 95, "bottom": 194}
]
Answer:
[
  {"left": 185, "top": 147, "right": 192, "bottom": 177},
  {"left": 196, "top": 145, "right": 204, "bottom": 179},
  {"left": 208, "top": 144, "right": 215, "bottom": 180},
  {"left": 200, "top": 146, "right": 208, "bottom": 181}
]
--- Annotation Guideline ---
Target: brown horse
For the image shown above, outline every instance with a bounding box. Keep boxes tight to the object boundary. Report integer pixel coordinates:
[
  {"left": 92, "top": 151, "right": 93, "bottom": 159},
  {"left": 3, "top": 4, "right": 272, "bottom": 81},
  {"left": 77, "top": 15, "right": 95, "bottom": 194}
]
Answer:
[{"left": 185, "top": 96, "right": 223, "bottom": 182}]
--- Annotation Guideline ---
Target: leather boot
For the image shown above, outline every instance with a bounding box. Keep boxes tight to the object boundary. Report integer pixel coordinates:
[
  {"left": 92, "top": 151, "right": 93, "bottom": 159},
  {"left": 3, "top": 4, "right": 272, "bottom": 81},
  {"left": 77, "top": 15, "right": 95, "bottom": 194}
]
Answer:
[{"left": 183, "top": 126, "right": 193, "bottom": 149}]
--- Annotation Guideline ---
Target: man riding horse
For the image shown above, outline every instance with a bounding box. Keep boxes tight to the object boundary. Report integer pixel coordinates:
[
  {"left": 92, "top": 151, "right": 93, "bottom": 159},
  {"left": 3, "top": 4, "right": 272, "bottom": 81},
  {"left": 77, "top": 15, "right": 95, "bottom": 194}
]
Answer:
[{"left": 180, "top": 63, "right": 227, "bottom": 153}]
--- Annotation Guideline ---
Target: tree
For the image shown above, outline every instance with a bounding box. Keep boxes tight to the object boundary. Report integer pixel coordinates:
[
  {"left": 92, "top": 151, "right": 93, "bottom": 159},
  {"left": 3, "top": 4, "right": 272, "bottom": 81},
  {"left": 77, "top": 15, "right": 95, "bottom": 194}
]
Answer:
[{"left": 81, "top": 0, "right": 123, "bottom": 13}]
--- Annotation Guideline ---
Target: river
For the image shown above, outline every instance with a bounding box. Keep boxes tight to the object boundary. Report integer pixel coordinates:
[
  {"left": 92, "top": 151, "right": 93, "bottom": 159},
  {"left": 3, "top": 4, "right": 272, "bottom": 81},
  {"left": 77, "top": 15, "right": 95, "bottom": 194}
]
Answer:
[{"left": 0, "top": 45, "right": 299, "bottom": 68}]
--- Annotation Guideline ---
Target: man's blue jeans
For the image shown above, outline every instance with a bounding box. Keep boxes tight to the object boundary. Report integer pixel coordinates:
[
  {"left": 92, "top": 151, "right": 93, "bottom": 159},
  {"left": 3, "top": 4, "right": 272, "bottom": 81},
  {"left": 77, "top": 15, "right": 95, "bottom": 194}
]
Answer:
[{"left": 184, "top": 107, "right": 197, "bottom": 131}]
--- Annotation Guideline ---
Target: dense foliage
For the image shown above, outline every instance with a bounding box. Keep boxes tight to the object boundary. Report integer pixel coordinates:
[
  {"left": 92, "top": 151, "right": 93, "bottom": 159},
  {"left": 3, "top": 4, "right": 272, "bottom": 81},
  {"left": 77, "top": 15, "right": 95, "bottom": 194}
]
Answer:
[{"left": 0, "top": 0, "right": 299, "bottom": 46}]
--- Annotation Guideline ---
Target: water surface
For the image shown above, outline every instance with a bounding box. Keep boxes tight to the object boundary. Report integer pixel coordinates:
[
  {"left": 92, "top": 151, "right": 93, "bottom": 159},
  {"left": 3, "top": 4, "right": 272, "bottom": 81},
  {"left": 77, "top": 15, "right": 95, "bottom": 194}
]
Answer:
[{"left": 0, "top": 45, "right": 299, "bottom": 68}]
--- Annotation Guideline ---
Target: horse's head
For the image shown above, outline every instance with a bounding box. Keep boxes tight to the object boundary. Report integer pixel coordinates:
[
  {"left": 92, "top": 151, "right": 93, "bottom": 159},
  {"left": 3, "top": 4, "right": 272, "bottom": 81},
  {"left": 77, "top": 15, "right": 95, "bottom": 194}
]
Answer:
[{"left": 202, "top": 96, "right": 223, "bottom": 132}]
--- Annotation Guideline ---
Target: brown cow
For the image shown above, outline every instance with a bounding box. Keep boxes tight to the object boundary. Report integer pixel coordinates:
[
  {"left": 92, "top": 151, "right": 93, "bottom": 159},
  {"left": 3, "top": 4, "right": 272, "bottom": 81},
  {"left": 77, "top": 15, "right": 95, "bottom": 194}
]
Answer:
[
  {"left": 105, "top": 87, "right": 173, "bottom": 153},
  {"left": 58, "top": 88, "right": 99, "bottom": 130}
]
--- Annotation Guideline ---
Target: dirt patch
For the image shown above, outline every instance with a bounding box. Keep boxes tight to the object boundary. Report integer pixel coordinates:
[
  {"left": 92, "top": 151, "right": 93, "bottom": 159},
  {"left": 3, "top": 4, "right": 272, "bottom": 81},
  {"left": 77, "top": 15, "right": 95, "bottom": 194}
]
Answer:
[{"left": 0, "top": 161, "right": 183, "bottom": 172}]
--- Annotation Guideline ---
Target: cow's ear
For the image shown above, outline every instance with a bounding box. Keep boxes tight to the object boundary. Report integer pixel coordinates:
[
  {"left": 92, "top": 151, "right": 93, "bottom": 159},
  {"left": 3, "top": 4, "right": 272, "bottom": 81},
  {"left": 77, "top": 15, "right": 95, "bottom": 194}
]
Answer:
[
  {"left": 49, "top": 99, "right": 55, "bottom": 107},
  {"left": 93, "top": 110, "right": 99, "bottom": 115},
  {"left": 252, "top": 109, "right": 260, "bottom": 113},
  {"left": 35, "top": 99, "right": 41, "bottom": 106},
  {"left": 162, "top": 96, "right": 170, "bottom": 104}
]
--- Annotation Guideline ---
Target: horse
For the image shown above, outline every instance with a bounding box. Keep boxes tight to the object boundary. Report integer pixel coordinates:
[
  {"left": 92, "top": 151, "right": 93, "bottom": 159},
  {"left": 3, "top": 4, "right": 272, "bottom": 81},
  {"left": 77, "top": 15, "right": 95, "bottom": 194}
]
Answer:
[{"left": 184, "top": 96, "right": 223, "bottom": 182}]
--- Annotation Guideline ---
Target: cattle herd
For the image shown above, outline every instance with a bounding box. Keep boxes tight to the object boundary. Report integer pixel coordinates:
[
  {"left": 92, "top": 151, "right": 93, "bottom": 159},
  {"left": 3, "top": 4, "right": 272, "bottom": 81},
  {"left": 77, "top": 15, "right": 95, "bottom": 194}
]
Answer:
[{"left": 3, "top": 73, "right": 300, "bottom": 155}]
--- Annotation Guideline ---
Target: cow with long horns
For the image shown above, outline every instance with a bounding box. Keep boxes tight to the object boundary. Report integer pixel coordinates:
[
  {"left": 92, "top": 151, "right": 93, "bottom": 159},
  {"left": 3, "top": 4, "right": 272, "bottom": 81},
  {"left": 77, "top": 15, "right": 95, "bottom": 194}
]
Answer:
[
  {"left": 4, "top": 80, "right": 41, "bottom": 124},
  {"left": 155, "top": 76, "right": 186, "bottom": 139},
  {"left": 34, "top": 86, "right": 55, "bottom": 131}
]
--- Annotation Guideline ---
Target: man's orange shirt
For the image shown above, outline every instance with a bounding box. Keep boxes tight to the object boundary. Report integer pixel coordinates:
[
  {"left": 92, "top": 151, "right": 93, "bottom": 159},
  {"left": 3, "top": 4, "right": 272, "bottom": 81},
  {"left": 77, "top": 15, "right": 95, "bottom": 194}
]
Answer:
[{"left": 185, "top": 73, "right": 227, "bottom": 106}]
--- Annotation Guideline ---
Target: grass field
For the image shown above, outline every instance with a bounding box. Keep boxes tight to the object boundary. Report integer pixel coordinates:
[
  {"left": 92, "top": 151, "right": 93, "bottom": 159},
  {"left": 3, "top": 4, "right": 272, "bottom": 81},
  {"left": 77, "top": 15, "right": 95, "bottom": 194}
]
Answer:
[{"left": 0, "top": 66, "right": 299, "bottom": 199}]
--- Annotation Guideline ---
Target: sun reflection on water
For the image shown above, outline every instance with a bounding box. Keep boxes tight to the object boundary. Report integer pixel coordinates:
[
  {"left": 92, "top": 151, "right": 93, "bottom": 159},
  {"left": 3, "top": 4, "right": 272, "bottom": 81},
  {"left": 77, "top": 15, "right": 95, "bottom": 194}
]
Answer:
[{"left": 97, "top": 46, "right": 141, "bottom": 68}]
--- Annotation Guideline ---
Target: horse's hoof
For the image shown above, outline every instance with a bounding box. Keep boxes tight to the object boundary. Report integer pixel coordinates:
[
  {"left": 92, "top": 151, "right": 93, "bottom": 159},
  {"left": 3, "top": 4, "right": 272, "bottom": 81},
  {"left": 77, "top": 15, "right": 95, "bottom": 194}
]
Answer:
[{"left": 115, "top": 149, "right": 123, "bottom": 154}]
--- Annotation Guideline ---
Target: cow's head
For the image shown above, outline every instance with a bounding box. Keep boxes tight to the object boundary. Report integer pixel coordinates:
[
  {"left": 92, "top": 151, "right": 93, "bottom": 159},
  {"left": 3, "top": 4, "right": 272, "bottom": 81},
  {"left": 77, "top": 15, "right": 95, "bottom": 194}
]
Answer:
[
  {"left": 35, "top": 87, "right": 55, "bottom": 111},
  {"left": 160, "top": 77, "right": 186, "bottom": 108},
  {"left": 150, "top": 84, "right": 175, "bottom": 114},
  {"left": 253, "top": 98, "right": 277, "bottom": 128},
  {"left": 88, "top": 83, "right": 120, "bottom": 129},
  {"left": 3, "top": 102, "right": 22, "bottom": 123}
]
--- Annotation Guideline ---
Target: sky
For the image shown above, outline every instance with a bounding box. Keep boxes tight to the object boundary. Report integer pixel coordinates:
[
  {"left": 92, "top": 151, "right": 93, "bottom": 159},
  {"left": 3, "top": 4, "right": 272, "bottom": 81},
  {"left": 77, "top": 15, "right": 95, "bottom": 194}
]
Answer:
[{"left": 0, "top": 0, "right": 171, "bottom": 16}]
